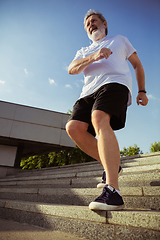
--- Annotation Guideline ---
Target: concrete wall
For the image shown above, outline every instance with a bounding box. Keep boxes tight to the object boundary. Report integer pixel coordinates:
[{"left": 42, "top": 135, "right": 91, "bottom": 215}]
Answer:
[
  {"left": 0, "top": 100, "right": 75, "bottom": 169},
  {"left": 0, "top": 145, "right": 17, "bottom": 167},
  {"left": 0, "top": 101, "right": 73, "bottom": 146}
]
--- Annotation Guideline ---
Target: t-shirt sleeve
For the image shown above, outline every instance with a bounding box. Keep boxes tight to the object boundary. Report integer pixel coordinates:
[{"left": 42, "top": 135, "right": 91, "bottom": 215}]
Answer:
[
  {"left": 73, "top": 48, "right": 84, "bottom": 60},
  {"left": 123, "top": 36, "right": 137, "bottom": 59}
]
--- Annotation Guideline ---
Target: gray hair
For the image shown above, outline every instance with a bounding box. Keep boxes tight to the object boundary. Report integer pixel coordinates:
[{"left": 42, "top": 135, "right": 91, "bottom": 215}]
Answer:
[{"left": 84, "top": 9, "right": 108, "bottom": 35}]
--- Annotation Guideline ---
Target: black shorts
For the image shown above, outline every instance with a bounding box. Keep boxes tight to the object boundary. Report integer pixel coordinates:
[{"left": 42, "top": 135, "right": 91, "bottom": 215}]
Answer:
[{"left": 68, "top": 83, "right": 129, "bottom": 136}]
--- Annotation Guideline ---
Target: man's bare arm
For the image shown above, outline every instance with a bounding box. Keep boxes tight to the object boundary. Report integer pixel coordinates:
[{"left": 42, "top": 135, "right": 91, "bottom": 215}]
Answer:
[
  {"left": 68, "top": 48, "right": 112, "bottom": 75},
  {"left": 128, "top": 52, "right": 148, "bottom": 106},
  {"left": 68, "top": 54, "right": 95, "bottom": 75}
]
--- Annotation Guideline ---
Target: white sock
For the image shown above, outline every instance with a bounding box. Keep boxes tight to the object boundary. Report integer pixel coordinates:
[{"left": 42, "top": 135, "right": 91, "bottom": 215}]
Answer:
[
  {"left": 107, "top": 185, "right": 121, "bottom": 196},
  {"left": 115, "top": 189, "right": 121, "bottom": 196}
]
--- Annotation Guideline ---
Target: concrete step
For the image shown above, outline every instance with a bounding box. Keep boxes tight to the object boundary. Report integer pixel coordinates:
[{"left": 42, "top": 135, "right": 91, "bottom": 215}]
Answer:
[
  {"left": 0, "top": 199, "right": 159, "bottom": 240},
  {"left": 0, "top": 170, "right": 159, "bottom": 189},
  {"left": 0, "top": 218, "right": 87, "bottom": 240},
  {"left": 0, "top": 163, "right": 159, "bottom": 184},
  {"left": 2, "top": 152, "right": 160, "bottom": 179},
  {"left": 0, "top": 186, "right": 159, "bottom": 210},
  {"left": 14, "top": 157, "right": 160, "bottom": 178},
  {"left": 1, "top": 180, "right": 159, "bottom": 190},
  {"left": 0, "top": 152, "right": 160, "bottom": 239},
  {"left": 2, "top": 186, "right": 159, "bottom": 196}
]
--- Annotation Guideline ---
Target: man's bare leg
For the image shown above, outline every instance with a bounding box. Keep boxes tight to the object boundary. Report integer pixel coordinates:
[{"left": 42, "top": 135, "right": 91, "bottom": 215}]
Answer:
[
  {"left": 92, "top": 110, "right": 120, "bottom": 190},
  {"left": 66, "top": 116, "right": 120, "bottom": 190},
  {"left": 66, "top": 120, "right": 101, "bottom": 163}
]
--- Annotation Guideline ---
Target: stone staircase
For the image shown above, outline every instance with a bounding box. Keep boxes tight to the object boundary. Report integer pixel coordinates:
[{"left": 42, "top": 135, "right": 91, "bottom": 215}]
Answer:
[{"left": 0, "top": 152, "right": 160, "bottom": 240}]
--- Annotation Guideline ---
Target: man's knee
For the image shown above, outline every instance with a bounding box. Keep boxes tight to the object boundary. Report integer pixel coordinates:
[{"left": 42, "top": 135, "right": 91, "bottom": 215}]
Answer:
[
  {"left": 66, "top": 121, "right": 74, "bottom": 137},
  {"left": 66, "top": 120, "right": 88, "bottom": 139}
]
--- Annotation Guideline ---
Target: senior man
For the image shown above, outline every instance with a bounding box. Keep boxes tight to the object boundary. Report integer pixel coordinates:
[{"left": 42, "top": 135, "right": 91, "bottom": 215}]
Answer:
[{"left": 66, "top": 9, "right": 148, "bottom": 211}]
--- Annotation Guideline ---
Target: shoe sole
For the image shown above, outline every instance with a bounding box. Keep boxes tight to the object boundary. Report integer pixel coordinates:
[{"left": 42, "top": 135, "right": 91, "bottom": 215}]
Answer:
[
  {"left": 89, "top": 201, "right": 124, "bottom": 211},
  {"left": 97, "top": 168, "right": 123, "bottom": 189}
]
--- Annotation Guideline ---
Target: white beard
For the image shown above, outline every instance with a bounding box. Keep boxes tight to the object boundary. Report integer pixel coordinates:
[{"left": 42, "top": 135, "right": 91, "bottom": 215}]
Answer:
[{"left": 88, "top": 24, "right": 106, "bottom": 42}]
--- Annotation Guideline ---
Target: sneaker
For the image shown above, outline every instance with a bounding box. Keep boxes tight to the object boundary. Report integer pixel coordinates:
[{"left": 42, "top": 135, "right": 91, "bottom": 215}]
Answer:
[
  {"left": 97, "top": 166, "right": 123, "bottom": 188},
  {"left": 89, "top": 184, "right": 124, "bottom": 211}
]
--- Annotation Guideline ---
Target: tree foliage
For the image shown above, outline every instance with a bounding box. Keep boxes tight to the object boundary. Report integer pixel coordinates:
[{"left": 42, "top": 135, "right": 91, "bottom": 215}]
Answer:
[
  {"left": 120, "top": 144, "right": 143, "bottom": 158},
  {"left": 20, "top": 146, "right": 95, "bottom": 170},
  {"left": 150, "top": 141, "right": 160, "bottom": 153},
  {"left": 66, "top": 110, "right": 72, "bottom": 115}
]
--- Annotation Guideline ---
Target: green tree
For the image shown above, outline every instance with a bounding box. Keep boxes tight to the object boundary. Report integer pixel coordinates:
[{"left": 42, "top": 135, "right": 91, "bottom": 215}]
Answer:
[
  {"left": 150, "top": 141, "right": 160, "bottom": 153},
  {"left": 20, "top": 154, "right": 50, "bottom": 169},
  {"left": 20, "top": 146, "right": 95, "bottom": 170},
  {"left": 66, "top": 110, "right": 72, "bottom": 115},
  {"left": 120, "top": 144, "right": 143, "bottom": 157}
]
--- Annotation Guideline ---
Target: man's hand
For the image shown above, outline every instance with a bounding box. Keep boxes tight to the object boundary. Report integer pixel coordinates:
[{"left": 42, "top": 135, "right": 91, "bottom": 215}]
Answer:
[
  {"left": 93, "top": 48, "right": 113, "bottom": 61},
  {"left": 136, "top": 92, "right": 148, "bottom": 106}
]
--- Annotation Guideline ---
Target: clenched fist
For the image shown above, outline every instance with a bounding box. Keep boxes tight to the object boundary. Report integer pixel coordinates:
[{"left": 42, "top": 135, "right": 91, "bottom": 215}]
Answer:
[
  {"left": 93, "top": 47, "right": 113, "bottom": 61},
  {"left": 136, "top": 92, "right": 148, "bottom": 106}
]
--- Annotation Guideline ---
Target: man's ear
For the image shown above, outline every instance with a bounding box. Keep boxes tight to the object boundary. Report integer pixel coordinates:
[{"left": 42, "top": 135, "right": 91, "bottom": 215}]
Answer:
[
  {"left": 103, "top": 20, "right": 107, "bottom": 28},
  {"left": 103, "top": 20, "right": 108, "bottom": 35}
]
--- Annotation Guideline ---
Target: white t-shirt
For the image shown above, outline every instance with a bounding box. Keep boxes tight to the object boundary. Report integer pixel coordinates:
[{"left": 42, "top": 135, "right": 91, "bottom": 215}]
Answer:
[{"left": 73, "top": 35, "right": 136, "bottom": 106}]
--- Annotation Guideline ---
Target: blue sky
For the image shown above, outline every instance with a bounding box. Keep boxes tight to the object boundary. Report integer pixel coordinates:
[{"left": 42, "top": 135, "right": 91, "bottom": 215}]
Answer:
[{"left": 0, "top": 0, "right": 160, "bottom": 153}]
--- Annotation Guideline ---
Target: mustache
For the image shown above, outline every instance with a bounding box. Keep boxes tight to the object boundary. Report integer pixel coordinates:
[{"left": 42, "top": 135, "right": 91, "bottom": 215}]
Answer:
[{"left": 90, "top": 26, "right": 98, "bottom": 34}]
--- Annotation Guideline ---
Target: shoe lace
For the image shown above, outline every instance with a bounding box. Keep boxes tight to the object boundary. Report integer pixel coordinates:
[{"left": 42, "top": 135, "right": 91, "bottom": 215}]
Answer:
[{"left": 96, "top": 185, "right": 110, "bottom": 201}]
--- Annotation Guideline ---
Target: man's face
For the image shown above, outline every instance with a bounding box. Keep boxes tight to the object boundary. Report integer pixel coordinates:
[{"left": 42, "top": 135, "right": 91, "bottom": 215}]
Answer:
[{"left": 85, "top": 15, "right": 107, "bottom": 42}]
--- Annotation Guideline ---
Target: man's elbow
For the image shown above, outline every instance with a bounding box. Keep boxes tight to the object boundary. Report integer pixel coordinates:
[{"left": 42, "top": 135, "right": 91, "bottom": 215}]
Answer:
[
  {"left": 68, "top": 67, "right": 73, "bottom": 75},
  {"left": 68, "top": 66, "right": 77, "bottom": 75},
  {"left": 68, "top": 63, "right": 75, "bottom": 75}
]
